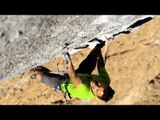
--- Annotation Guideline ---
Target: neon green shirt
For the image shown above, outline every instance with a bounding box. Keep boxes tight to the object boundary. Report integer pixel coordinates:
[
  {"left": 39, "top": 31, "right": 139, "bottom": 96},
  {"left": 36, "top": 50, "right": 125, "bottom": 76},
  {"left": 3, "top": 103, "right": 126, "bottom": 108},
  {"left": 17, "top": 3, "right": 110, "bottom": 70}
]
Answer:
[{"left": 61, "top": 67, "right": 110, "bottom": 99}]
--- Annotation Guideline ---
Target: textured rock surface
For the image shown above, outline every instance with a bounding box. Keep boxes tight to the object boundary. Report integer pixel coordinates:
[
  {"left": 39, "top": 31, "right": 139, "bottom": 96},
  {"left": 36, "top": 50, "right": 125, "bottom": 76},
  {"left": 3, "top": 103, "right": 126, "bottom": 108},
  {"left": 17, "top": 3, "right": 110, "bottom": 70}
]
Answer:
[
  {"left": 0, "top": 15, "right": 155, "bottom": 81},
  {"left": 0, "top": 16, "right": 160, "bottom": 105}
]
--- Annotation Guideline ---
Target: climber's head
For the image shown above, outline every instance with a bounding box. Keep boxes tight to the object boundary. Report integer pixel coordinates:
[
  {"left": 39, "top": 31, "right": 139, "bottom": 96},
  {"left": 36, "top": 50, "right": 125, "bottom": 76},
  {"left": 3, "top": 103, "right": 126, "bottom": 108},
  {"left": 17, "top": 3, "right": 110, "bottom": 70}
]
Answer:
[{"left": 90, "top": 81, "right": 115, "bottom": 102}]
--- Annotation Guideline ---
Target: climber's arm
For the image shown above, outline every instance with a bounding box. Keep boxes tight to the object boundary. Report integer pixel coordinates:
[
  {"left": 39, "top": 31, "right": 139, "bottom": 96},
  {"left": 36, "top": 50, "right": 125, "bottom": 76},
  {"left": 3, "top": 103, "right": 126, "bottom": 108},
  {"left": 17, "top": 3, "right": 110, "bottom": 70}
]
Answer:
[{"left": 64, "top": 52, "right": 82, "bottom": 87}]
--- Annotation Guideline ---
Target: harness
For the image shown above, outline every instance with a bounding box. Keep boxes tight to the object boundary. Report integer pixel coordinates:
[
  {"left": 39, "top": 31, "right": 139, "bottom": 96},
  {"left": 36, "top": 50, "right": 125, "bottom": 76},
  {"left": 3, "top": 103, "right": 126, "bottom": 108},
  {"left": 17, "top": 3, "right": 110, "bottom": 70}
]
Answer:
[
  {"left": 53, "top": 73, "right": 72, "bottom": 105},
  {"left": 63, "top": 77, "right": 72, "bottom": 105}
]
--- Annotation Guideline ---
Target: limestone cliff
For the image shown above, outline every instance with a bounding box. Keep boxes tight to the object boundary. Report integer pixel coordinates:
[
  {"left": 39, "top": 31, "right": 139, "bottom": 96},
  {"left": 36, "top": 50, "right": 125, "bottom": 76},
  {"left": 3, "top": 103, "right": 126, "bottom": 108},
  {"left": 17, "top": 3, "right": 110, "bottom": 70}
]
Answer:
[{"left": 0, "top": 16, "right": 159, "bottom": 105}]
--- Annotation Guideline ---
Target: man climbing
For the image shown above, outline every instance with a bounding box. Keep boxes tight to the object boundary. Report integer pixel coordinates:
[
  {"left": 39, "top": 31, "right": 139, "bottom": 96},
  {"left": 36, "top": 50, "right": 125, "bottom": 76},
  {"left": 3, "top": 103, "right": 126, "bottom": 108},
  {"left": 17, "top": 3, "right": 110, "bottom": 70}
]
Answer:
[
  {"left": 29, "top": 40, "right": 114, "bottom": 102},
  {"left": 62, "top": 40, "right": 114, "bottom": 102}
]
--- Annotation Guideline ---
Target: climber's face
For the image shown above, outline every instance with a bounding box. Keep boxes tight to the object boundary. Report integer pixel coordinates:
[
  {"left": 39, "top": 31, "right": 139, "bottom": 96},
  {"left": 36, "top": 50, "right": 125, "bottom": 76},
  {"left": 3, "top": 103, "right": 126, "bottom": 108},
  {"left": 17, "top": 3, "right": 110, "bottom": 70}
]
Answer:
[{"left": 90, "top": 81, "right": 107, "bottom": 97}]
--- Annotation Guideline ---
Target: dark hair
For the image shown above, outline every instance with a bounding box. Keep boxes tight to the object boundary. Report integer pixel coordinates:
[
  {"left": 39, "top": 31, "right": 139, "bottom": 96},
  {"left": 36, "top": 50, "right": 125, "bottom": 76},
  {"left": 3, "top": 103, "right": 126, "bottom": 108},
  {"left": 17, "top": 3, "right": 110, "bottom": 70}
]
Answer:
[{"left": 98, "top": 86, "right": 115, "bottom": 102}]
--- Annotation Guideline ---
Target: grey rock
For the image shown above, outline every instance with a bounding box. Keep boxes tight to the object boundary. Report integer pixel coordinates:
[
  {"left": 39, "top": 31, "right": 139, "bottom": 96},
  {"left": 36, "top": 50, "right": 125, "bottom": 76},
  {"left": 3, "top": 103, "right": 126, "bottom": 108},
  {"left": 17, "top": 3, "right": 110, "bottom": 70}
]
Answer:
[{"left": 0, "top": 15, "right": 156, "bottom": 81}]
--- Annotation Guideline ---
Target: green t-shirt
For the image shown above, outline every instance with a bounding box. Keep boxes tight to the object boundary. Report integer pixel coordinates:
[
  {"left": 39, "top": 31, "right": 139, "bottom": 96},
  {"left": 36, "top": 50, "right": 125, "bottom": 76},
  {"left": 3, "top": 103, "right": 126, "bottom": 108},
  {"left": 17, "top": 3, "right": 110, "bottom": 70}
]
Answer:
[{"left": 61, "top": 67, "right": 110, "bottom": 99}]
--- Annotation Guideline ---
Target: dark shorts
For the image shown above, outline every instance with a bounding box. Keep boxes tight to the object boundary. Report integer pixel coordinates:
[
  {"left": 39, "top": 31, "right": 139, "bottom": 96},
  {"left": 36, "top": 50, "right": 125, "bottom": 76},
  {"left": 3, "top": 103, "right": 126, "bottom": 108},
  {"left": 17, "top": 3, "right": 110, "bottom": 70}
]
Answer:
[
  {"left": 75, "top": 55, "right": 98, "bottom": 75},
  {"left": 75, "top": 43, "right": 103, "bottom": 75}
]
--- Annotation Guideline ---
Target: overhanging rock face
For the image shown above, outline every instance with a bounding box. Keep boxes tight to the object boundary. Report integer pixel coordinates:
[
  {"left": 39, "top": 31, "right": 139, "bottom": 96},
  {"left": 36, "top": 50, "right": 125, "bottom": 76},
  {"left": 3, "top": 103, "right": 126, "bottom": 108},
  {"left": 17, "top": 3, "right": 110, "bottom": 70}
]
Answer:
[{"left": 0, "top": 15, "right": 156, "bottom": 81}]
